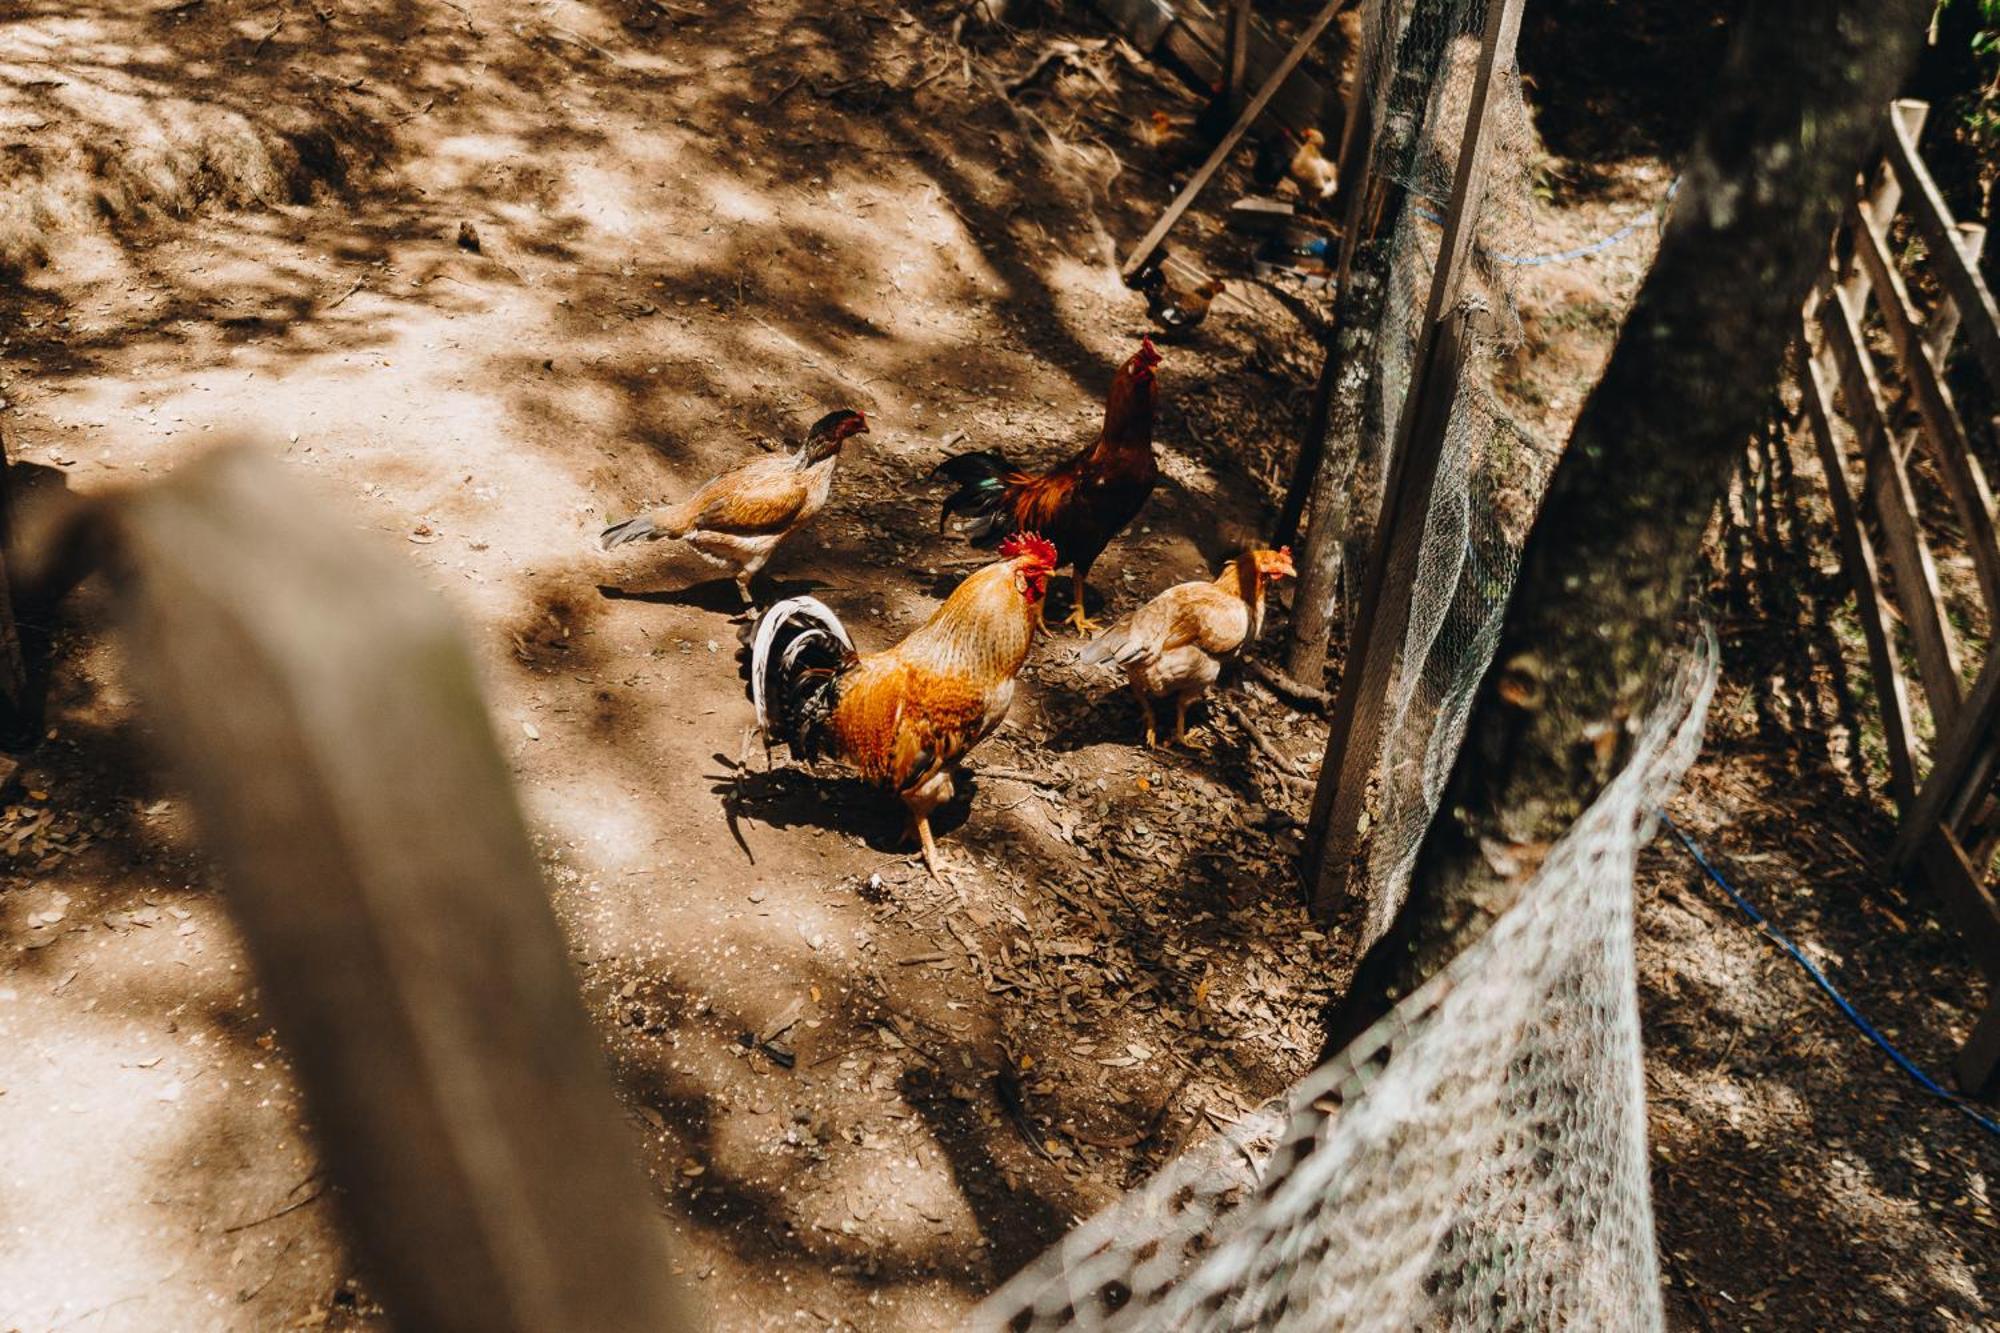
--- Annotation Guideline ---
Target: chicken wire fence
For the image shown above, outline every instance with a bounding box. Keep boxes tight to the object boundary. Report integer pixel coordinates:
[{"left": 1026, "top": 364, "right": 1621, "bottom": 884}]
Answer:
[
  {"left": 971, "top": 634, "right": 1715, "bottom": 1331},
  {"left": 1358, "top": 0, "right": 1557, "bottom": 946},
  {"left": 969, "top": 2, "right": 1686, "bottom": 1328}
]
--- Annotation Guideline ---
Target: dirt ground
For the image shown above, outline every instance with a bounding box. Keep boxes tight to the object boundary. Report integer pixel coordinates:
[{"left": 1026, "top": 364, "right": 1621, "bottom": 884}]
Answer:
[{"left": 0, "top": 1, "right": 1992, "bottom": 1331}]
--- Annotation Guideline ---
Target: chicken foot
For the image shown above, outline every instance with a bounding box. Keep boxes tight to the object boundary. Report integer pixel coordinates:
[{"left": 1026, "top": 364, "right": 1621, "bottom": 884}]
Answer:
[
  {"left": 1064, "top": 570, "right": 1104, "bottom": 635},
  {"left": 1134, "top": 690, "right": 1159, "bottom": 748}
]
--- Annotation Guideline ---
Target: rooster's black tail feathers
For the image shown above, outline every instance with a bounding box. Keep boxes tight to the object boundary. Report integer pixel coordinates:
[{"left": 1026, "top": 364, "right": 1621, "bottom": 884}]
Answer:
[
  {"left": 745, "top": 597, "right": 855, "bottom": 762},
  {"left": 930, "top": 450, "right": 1017, "bottom": 543}
]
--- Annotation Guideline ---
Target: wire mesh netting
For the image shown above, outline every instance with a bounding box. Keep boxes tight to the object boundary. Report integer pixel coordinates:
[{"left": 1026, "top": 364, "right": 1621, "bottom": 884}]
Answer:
[
  {"left": 968, "top": 1, "right": 1691, "bottom": 1327},
  {"left": 970, "top": 636, "right": 1715, "bottom": 1331},
  {"left": 1359, "top": 0, "right": 1558, "bottom": 945}
]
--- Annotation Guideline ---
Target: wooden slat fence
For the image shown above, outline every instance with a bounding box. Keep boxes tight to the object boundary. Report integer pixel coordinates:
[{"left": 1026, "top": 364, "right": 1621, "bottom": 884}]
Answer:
[{"left": 1802, "top": 98, "right": 2000, "bottom": 1096}]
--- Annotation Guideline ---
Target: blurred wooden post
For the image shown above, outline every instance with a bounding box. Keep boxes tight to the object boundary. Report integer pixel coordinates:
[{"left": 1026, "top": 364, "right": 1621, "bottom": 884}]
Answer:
[
  {"left": 1121, "top": 0, "right": 1351, "bottom": 281},
  {"left": 1224, "top": 0, "right": 1253, "bottom": 112},
  {"left": 0, "top": 417, "right": 27, "bottom": 741},
  {"left": 1306, "top": 0, "right": 1524, "bottom": 918},
  {"left": 77, "top": 447, "right": 695, "bottom": 1333}
]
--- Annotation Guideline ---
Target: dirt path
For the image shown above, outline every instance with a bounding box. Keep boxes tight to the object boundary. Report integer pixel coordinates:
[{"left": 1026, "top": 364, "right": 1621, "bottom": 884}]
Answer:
[
  {"left": 2, "top": 2, "right": 1993, "bottom": 1331},
  {"left": 1, "top": 4, "right": 1337, "bottom": 1328}
]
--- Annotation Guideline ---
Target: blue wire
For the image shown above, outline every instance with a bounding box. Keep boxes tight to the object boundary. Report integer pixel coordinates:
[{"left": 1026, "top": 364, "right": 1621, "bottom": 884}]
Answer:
[{"left": 1659, "top": 811, "right": 2000, "bottom": 1141}]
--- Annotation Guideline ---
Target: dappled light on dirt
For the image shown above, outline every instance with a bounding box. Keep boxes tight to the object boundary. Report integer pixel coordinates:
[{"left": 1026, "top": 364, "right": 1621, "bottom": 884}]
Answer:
[{"left": 1, "top": 0, "right": 1993, "bottom": 1329}]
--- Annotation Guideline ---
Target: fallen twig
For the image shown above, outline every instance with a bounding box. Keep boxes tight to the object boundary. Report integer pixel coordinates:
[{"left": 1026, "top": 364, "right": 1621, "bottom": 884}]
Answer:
[
  {"left": 222, "top": 1185, "right": 325, "bottom": 1234},
  {"left": 995, "top": 1068, "right": 1054, "bottom": 1159},
  {"left": 1245, "top": 658, "right": 1334, "bottom": 711},
  {"left": 746, "top": 313, "right": 877, "bottom": 402},
  {"left": 972, "top": 764, "right": 1065, "bottom": 789},
  {"left": 1065, "top": 1068, "right": 1192, "bottom": 1149},
  {"left": 1217, "top": 695, "right": 1313, "bottom": 784},
  {"left": 1003, "top": 39, "right": 1115, "bottom": 96},
  {"left": 250, "top": 18, "right": 284, "bottom": 56},
  {"left": 323, "top": 274, "right": 367, "bottom": 310}
]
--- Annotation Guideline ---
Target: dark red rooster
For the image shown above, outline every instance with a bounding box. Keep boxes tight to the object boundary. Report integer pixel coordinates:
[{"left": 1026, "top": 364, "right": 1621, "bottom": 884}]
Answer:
[{"left": 930, "top": 338, "right": 1162, "bottom": 633}]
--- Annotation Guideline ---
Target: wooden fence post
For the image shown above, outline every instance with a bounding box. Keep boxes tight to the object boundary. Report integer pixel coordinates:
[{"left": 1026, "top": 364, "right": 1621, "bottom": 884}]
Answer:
[
  {"left": 1224, "top": 0, "right": 1253, "bottom": 114},
  {"left": 1927, "top": 221, "right": 1988, "bottom": 364},
  {"left": 73, "top": 446, "right": 696, "bottom": 1333},
  {"left": 1305, "top": 0, "right": 1525, "bottom": 919}
]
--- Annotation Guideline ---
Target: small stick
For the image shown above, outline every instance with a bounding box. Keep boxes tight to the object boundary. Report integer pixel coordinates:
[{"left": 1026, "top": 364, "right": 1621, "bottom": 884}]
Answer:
[
  {"left": 1245, "top": 657, "right": 1333, "bottom": 710},
  {"left": 251, "top": 18, "right": 284, "bottom": 56},
  {"left": 1216, "top": 695, "right": 1312, "bottom": 781},
  {"left": 324, "top": 274, "right": 367, "bottom": 310},
  {"left": 971, "top": 764, "right": 1065, "bottom": 789},
  {"left": 222, "top": 1186, "right": 326, "bottom": 1234}
]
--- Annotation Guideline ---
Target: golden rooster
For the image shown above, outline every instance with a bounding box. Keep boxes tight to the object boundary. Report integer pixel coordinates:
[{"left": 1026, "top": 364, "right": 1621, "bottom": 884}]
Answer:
[
  {"left": 746, "top": 533, "right": 1058, "bottom": 878},
  {"left": 600, "top": 408, "right": 868, "bottom": 606},
  {"left": 1079, "top": 546, "right": 1295, "bottom": 746}
]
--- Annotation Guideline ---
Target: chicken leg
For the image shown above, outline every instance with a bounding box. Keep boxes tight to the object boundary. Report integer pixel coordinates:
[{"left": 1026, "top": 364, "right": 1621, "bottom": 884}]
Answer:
[
  {"left": 915, "top": 815, "right": 945, "bottom": 880},
  {"left": 902, "top": 776, "right": 956, "bottom": 883},
  {"left": 1172, "top": 696, "right": 1191, "bottom": 745},
  {"left": 1134, "top": 689, "right": 1159, "bottom": 748},
  {"left": 1065, "top": 569, "right": 1104, "bottom": 636}
]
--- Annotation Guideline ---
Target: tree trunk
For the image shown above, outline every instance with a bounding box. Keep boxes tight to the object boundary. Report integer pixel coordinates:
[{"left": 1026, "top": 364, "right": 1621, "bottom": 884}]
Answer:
[
  {"left": 1285, "top": 242, "right": 1387, "bottom": 686},
  {"left": 1321, "top": 0, "right": 1931, "bottom": 1057}
]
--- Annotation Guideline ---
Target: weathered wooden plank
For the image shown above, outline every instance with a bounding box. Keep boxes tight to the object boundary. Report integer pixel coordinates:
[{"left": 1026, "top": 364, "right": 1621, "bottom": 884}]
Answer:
[
  {"left": 1224, "top": 0, "right": 1252, "bottom": 112},
  {"left": 1926, "top": 222, "right": 1988, "bottom": 365},
  {"left": 1959, "top": 991, "right": 2000, "bottom": 1097},
  {"left": 1092, "top": 0, "right": 1177, "bottom": 52},
  {"left": 1121, "top": 0, "right": 1353, "bottom": 280},
  {"left": 1804, "top": 341, "right": 1920, "bottom": 809},
  {"left": 1820, "top": 285, "right": 1964, "bottom": 727},
  {"left": 81, "top": 447, "right": 694, "bottom": 1333},
  {"left": 1168, "top": 0, "right": 1343, "bottom": 131},
  {"left": 1916, "top": 822, "right": 2000, "bottom": 983},
  {"left": 1886, "top": 100, "right": 2000, "bottom": 389},
  {"left": 1893, "top": 634, "right": 2000, "bottom": 867},
  {"left": 1849, "top": 195, "right": 2000, "bottom": 619},
  {"left": 1837, "top": 100, "right": 1925, "bottom": 306}
]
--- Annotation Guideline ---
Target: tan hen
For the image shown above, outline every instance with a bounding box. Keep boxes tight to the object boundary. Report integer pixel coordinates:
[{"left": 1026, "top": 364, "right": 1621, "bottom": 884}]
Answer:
[{"left": 1080, "top": 547, "right": 1296, "bottom": 746}]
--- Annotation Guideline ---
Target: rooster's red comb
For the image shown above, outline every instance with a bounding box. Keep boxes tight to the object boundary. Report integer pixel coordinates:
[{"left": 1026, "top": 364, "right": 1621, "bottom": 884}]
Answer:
[
  {"left": 1134, "top": 336, "right": 1163, "bottom": 370},
  {"left": 1000, "top": 532, "right": 1059, "bottom": 569}
]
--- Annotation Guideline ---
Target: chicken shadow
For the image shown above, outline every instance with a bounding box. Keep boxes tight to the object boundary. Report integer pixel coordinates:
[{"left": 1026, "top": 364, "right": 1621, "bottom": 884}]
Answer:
[
  {"left": 708, "top": 757, "right": 974, "bottom": 865},
  {"left": 596, "top": 574, "right": 827, "bottom": 617},
  {"left": 897, "top": 1063, "right": 1074, "bottom": 1282}
]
